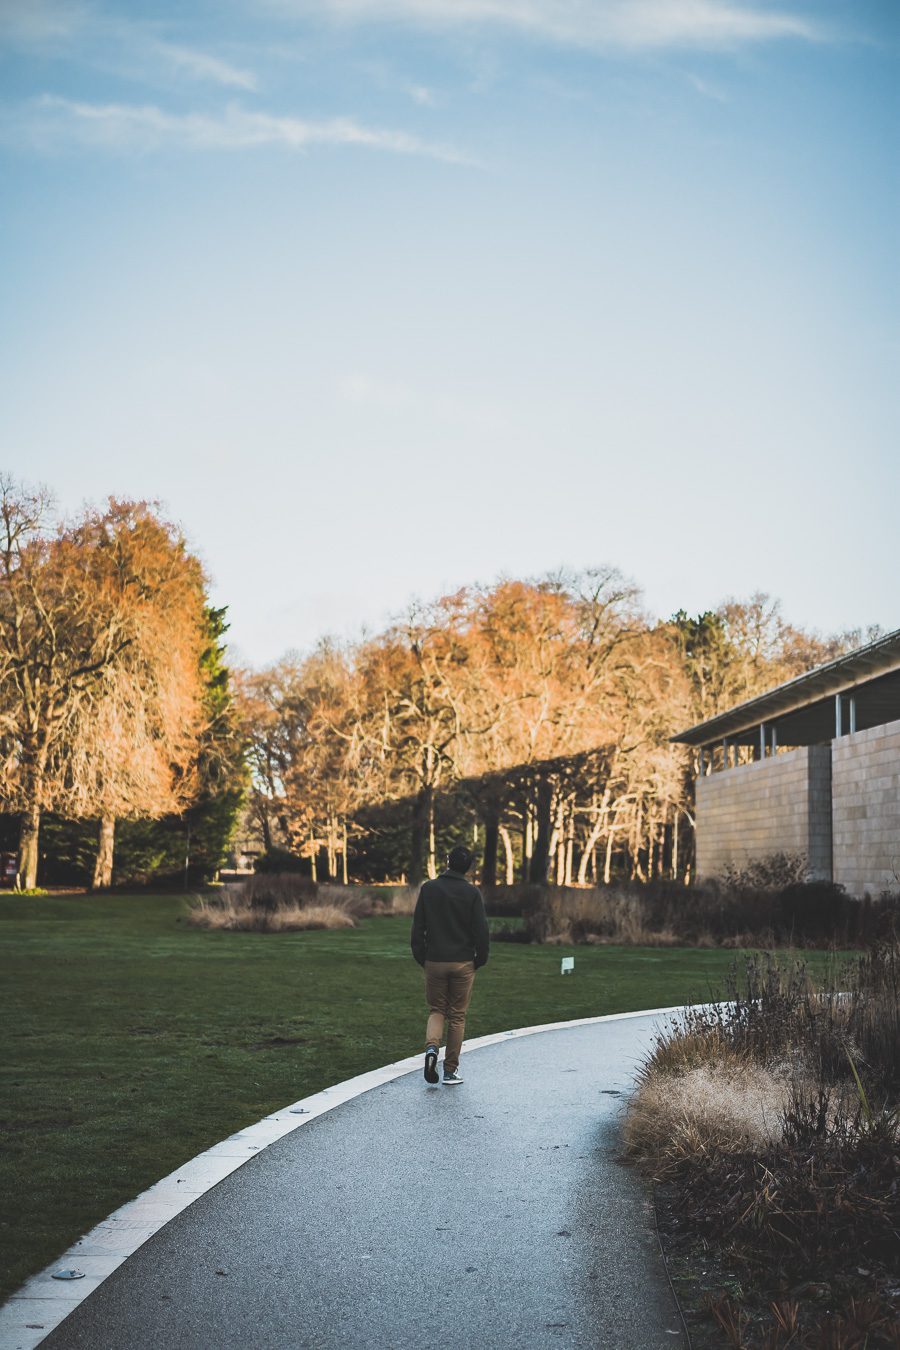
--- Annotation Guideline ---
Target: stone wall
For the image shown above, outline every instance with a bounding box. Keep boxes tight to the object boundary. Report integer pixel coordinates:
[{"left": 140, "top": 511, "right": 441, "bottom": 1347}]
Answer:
[
  {"left": 832, "top": 718, "right": 900, "bottom": 896},
  {"left": 695, "top": 746, "right": 832, "bottom": 881}
]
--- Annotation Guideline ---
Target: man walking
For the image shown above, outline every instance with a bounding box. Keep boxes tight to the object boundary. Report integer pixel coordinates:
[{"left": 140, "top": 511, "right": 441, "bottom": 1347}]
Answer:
[{"left": 411, "top": 845, "right": 490, "bottom": 1086}]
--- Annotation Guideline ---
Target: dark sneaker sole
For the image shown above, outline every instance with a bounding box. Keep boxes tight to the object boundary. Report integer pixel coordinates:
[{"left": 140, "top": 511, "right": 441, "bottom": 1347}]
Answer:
[{"left": 424, "top": 1050, "right": 439, "bottom": 1085}]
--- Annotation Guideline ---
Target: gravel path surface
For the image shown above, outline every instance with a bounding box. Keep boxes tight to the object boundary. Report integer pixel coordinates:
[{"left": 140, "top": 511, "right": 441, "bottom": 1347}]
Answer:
[{"left": 44, "top": 1015, "right": 684, "bottom": 1349}]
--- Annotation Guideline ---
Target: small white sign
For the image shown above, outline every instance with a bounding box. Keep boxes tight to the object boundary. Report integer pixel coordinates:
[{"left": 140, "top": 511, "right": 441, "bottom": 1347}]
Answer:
[{"left": 561, "top": 956, "right": 575, "bottom": 975}]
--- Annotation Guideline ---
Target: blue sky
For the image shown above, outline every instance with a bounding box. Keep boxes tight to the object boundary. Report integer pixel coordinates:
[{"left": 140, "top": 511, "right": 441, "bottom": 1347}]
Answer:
[{"left": 1, "top": 0, "right": 897, "bottom": 665}]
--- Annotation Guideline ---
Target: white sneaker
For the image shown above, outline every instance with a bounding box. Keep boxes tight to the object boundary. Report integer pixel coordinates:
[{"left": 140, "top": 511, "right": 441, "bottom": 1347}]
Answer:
[{"left": 443, "top": 1069, "right": 463, "bottom": 1085}]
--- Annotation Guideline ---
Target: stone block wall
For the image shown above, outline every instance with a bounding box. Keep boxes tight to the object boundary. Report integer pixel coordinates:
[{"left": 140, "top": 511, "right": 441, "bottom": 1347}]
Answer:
[
  {"left": 695, "top": 746, "right": 832, "bottom": 881},
  {"left": 832, "top": 718, "right": 900, "bottom": 896}
]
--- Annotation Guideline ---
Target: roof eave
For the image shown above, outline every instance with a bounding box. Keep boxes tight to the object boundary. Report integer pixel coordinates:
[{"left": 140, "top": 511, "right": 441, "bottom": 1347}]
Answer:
[{"left": 670, "top": 627, "right": 900, "bottom": 746}]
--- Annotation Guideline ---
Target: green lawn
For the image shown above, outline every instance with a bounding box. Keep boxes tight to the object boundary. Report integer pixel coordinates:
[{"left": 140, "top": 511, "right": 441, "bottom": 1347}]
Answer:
[{"left": 0, "top": 893, "right": 856, "bottom": 1303}]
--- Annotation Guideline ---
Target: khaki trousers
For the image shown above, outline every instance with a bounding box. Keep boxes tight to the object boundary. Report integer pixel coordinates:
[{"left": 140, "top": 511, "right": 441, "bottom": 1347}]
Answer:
[{"left": 424, "top": 960, "right": 476, "bottom": 1073}]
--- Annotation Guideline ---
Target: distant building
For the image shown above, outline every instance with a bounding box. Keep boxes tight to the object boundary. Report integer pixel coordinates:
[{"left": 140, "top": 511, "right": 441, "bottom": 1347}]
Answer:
[{"left": 671, "top": 629, "right": 900, "bottom": 896}]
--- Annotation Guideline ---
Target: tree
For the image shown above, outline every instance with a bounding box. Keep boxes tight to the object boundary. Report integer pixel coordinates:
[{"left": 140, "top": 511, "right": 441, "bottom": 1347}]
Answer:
[
  {"left": 236, "top": 573, "right": 856, "bottom": 889},
  {"left": 106, "top": 605, "right": 246, "bottom": 888},
  {"left": 352, "top": 621, "right": 452, "bottom": 884},
  {"left": 0, "top": 480, "right": 137, "bottom": 888},
  {"left": 175, "top": 606, "right": 247, "bottom": 885},
  {"left": 0, "top": 481, "right": 239, "bottom": 890},
  {"left": 53, "top": 501, "right": 208, "bottom": 888},
  {"left": 236, "top": 657, "right": 300, "bottom": 856},
  {"left": 282, "top": 643, "right": 363, "bottom": 882}
]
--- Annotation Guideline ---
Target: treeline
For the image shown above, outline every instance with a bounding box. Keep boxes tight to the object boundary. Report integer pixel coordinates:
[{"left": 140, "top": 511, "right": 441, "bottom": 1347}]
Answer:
[
  {"left": 239, "top": 571, "right": 863, "bottom": 885},
  {"left": 1, "top": 470, "right": 870, "bottom": 893},
  {"left": 0, "top": 477, "right": 244, "bottom": 889}
]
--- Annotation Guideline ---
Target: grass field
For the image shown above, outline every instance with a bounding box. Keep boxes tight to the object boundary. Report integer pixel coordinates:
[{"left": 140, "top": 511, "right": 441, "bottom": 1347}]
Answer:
[{"left": 0, "top": 893, "right": 857, "bottom": 1304}]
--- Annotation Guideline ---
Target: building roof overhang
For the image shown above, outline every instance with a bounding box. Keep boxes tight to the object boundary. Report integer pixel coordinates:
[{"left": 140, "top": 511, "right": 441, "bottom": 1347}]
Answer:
[{"left": 670, "top": 626, "right": 900, "bottom": 748}]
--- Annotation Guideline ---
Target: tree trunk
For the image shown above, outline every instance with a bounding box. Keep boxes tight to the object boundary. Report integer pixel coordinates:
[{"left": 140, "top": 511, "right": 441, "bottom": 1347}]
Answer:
[
  {"left": 528, "top": 779, "right": 553, "bottom": 884},
  {"left": 577, "top": 787, "right": 611, "bottom": 885},
  {"left": 17, "top": 802, "right": 41, "bottom": 890},
  {"left": 553, "top": 797, "right": 565, "bottom": 885},
  {"left": 342, "top": 822, "right": 349, "bottom": 885},
  {"left": 564, "top": 807, "right": 575, "bottom": 886},
  {"left": 481, "top": 813, "right": 499, "bottom": 888},
  {"left": 326, "top": 817, "right": 335, "bottom": 880},
  {"left": 258, "top": 799, "right": 273, "bottom": 853},
  {"left": 309, "top": 828, "right": 318, "bottom": 883},
  {"left": 522, "top": 801, "right": 533, "bottom": 883},
  {"left": 427, "top": 792, "right": 437, "bottom": 880},
  {"left": 499, "top": 825, "right": 515, "bottom": 885},
  {"left": 91, "top": 815, "right": 116, "bottom": 891},
  {"left": 604, "top": 826, "right": 615, "bottom": 885},
  {"left": 672, "top": 810, "right": 679, "bottom": 881},
  {"left": 632, "top": 805, "right": 646, "bottom": 881},
  {"left": 409, "top": 786, "right": 431, "bottom": 885}
]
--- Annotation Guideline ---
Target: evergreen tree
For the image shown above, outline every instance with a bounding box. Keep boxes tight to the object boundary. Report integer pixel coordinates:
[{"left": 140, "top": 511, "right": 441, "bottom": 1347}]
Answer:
[{"left": 114, "top": 606, "right": 247, "bottom": 884}]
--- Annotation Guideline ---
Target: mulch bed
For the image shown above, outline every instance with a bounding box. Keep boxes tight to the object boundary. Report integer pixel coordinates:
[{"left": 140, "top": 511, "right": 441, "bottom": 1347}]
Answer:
[{"left": 653, "top": 1129, "right": 900, "bottom": 1349}]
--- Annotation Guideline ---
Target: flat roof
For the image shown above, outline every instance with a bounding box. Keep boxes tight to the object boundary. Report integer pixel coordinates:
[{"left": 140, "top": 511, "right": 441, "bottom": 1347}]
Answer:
[{"left": 671, "top": 626, "right": 900, "bottom": 747}]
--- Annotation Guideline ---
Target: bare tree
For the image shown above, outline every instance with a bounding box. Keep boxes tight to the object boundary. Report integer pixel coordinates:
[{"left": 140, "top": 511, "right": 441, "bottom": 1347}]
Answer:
[
  {"left": 0, "top": 480, "right": 132, "bottom": 887},
  {"left": 54, "top": 501, "right": 208, "bottom": 888},
  {"left": 238, "top": 573, "right": 850, "bottom": 888},
  {"left": 0, "top": 483, "right": 208, "bottom": 889}
]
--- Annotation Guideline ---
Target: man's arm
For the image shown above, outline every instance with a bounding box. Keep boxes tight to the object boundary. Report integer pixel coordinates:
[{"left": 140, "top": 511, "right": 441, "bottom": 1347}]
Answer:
[
  {"left": 410, "top": 887, "right": 427, "bottom": 966},
  {"left": 471, "top": 889, "right": 490, "bottom": 969}
]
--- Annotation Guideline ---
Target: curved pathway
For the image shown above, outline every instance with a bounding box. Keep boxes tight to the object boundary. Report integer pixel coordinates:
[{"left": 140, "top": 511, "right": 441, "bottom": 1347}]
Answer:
[{"left": 5, "top": 1013, "right": 686, "bottom": 1350}]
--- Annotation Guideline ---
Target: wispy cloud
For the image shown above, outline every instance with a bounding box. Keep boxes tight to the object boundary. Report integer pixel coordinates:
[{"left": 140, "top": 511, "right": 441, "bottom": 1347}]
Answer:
[
  {"left": 0, "top": 0, "right": 88, "bottom": 48},
  {"left": 408, "top": 84, "right": 436, "bottom": 106},
  {"left": 154, "top": 42, "right": 259, "bottom": 91},
  {"left": 687, "top": 72, "right": 728, "bottom": 101},
  {"left": 0, "top": 2, "right": 260, "bottom": 92},
  {"left": 300, "top": 0, "right": 822, "bottom": 51},
  {"left": 9, "top": 95, "right": 473, "bottom": 162}
]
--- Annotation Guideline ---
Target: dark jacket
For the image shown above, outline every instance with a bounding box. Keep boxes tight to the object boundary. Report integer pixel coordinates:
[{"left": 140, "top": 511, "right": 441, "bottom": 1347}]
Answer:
[{"left": 410, "top": 870, "right": 490, "bottom": 969}]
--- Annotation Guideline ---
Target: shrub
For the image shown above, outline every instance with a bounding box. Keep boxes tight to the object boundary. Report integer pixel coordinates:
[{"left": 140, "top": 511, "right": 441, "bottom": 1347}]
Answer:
[
  {"left": 479, "top": 885, "right": 531, "bottom": 918},
  {"left": 243, "top": 872, "right": 319, "bottom": 906},
  {"left": 491, "top": 879, "right": 900, "bottom": 948},
  {"left": 660, "top": 945, "right": 900, "bottom": 1100},
  {"left": 624, "top": 946, "right": 900, "bottom": 1347},
  {"left": 717, "top": 851, "right": 809, "bottom": 891},
  {"left": 254, "top": 848, "right": 309, "bottom": 874}
]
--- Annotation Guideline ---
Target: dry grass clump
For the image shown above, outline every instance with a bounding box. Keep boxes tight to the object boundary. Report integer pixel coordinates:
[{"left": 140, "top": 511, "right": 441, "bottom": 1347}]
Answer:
[
  {"left": 188, "top": 877, "right": 419, "bottom": 931},
  {"left": 624, "top": 946, "right": 900, "bottom": 1348},
  {"left": 188, "top": 875, "right": 374, "bottom": 931},
  {"left": 624, "top": 1060, "right": 787, "bottom": 1178},
  {"left": 190, "top": 898, "right": 357, "bottom": 931},
  {"left": 369, "top": 885, "right": 418, "bottom": 916},
  {"left": 273, "top": 904, "right": 356, "bottom": 931},
  {"left": 536, "top": 888, "right": 669, "bottom": 945}
]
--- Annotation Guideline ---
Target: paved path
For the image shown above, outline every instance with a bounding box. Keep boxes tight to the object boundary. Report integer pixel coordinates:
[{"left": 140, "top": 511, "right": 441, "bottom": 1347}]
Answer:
[{"left": 41, "top": 1016, "right": 683, "bottom": 1350}]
